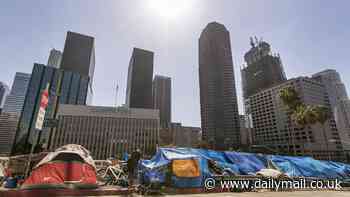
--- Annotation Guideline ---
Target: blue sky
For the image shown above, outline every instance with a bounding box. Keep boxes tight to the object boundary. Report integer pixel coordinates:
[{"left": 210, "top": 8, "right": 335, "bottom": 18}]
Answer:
[{"left": 1, "top": 0, "right": 350, "bottom": 127}]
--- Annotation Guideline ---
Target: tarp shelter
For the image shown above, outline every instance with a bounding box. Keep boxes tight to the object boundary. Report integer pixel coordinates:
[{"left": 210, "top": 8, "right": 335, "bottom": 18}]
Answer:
[
  {"left": 140, "top": 148, "right": 350, "bottom": 188},
  {"left": 140, "top": 148, "right": 268, "bottom": 188},
  {"left": 269, "top": 155, "right": 350, "bottom": 179},
  {"left": 22, "top": 144, "right": 98, "bottom": 189}
]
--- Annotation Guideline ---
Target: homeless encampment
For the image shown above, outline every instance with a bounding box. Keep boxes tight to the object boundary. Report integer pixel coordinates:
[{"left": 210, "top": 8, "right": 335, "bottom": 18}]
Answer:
[
  {"left": 140, "top": 148, "right": 350, "bottom": 188},
  {"left": 22, "top": 144, "right": 98, "bottom": 189}
]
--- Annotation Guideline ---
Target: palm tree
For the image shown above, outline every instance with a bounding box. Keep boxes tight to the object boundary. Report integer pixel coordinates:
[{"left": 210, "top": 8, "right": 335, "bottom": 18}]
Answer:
[
  {"left": 292, "top": 105, "right": 318, "bottom": 155},
  {"left": 280, "top": 87, "right": 302, "bottom": 155},
  {"left": 313, "top": 105, "right": 331, "bottom": 160},
  {"left": 280, "top": 87, "right": 302, "bottom": 111}
]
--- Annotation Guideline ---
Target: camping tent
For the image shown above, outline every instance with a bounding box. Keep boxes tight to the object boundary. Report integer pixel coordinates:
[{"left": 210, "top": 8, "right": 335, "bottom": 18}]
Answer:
[{"left": 22, "top": 144, "right": 97, "bottom": 189}]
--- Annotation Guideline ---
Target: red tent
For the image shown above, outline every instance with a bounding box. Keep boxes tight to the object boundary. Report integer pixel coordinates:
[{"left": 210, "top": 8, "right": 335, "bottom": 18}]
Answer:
[{"left": 22, "top": 144, "right": 98, "bottom": 189}]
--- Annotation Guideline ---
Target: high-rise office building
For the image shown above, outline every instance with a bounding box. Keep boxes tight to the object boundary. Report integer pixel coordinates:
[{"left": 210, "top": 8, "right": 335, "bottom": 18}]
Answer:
[
  {"left": 334, "top": 99, "right": 350, "bottom": 151},
  {"left": 241, "top": 38, "right": 286, "bottom": 99},
  {"left": 312, "top": 69, "right": 350, "bottom": 151},
  {"left": 198, "top": 22, "right": 240, "bottom": 150},
  {"left": 241, "top": 39, "right": 287, "bottom": 150},
  {"left": 3, "top": 72, "right": 31, "bottom": 115},
  {"left": 0, "top": 112, "right": 19, "bottom": 155},
  {"left": 50, "top": 105, "right": 160, "bottom": 159},
  {"left": 0, "top": 82, "right": 9, "bottom": 113},
  {"left": 312, "top": 69, "right": 348, "bottom": 109},
  {"left": 126, "top": 48, "right": 154, "bottom": 109},
  {"left": 12, "top": 64, "right": 90, "bottom": 155},
  {"left": 60, "top": 31, "right": 95, "bottom": 80},
  {"left": 249, "top": 77, "right": 344, "bottom": 161},
  {"left": 60, "top": 31, "right": 95, "bottom": 104},
  {"left": 47, "top": 48, "right": 62, "bottom": 68},
  {"left": 153, "top": 75, "right": 171, "bottom": 128}
]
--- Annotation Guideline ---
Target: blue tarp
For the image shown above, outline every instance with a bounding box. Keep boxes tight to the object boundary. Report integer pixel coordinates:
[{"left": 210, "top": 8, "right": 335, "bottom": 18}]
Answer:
[
  {"left": 140, "top": 148, "right": 350, "bottom": 188},
  {"left": 224, "top": 151, "right": 268, "bottom": 175}
]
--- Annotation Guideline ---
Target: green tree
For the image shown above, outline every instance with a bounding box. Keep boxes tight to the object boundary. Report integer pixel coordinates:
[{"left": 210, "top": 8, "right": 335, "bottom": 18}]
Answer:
[
  {"left": 292, "top": 105, "right": 318, "bottom": 155},
  {"left": 280, "top": 87, "right": 302, "bottom": 111},
  {"left": 313, "top": 105, "right": 331, "bottom": 160},
  {"left": 280, "top": 87, "right": 303, "bottom": 155}
]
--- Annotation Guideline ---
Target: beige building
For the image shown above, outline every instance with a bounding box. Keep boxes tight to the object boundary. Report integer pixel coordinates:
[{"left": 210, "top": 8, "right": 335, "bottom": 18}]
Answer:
[
  {"left": 312, "top": 70, "right": 350, "bottom": 152},
  {"left": 247, "top": 77, "right": 344, "bottom": 161},
  {"left": 50, "top": 105, "right": 160, "bottom": 159},
  {"left": 239, "top": 115, "right": 252, "bottom": 146},
  {"left": 159, "top": 122, "right": 201, "bottom": 148},
  {"left": 334, "top": 99, "right": 350, "bottom": 151},
  {"left": 173, "top": 123, "right": 201, "bottom": 148}
]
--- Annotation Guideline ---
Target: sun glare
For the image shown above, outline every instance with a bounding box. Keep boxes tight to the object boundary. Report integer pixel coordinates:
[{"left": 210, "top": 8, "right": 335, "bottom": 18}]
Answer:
[{"left": 148, "top": 0, "right": 192, "bottom": 20}]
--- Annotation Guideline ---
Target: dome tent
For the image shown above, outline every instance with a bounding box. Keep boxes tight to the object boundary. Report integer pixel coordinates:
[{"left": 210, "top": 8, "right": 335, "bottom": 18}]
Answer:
[{"left": 22, "top": 144, "right": 97, "bottom": 189}]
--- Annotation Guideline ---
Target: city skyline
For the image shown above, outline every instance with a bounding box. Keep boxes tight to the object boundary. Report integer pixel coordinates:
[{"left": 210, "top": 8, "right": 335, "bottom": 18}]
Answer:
[{"left": 2, "top": 0, "right": 350, "bottom": 127}]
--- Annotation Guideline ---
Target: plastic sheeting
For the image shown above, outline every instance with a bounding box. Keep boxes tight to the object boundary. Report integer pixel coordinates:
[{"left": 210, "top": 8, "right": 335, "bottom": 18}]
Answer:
[
  {"left": 140, "top": 148, "right": 269, "bottom": 188},
  {"left": 224, "top": 152, "right": 267, "bottom": 175},
  {"left": 172, "top": 159, "right": 200, "bottom": 177},
  {"left": 141, "top": 148, "right": 350, "bottom": 188},
  {"left": 269, "top": 155, "right": 350, "bottom": 179}
]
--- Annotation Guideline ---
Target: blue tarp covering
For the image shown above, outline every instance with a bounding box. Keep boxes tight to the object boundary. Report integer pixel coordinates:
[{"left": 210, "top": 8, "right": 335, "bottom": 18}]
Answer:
[{"left": 140, "top": 148, "right": 350, "bottom": 188}]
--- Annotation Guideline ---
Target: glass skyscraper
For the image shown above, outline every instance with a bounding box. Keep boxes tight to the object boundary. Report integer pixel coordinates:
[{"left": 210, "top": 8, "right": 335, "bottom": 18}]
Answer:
[
  {"left": 12, "top": 64, "right": 90, "bottom": 154},
  {"left": 125, "top": 48, "right": 154, "bottom": 109},
  {"left": 60, "top": 31, "right": 95, "bottom": 104},
  {"left": 3, "top": 72, "right": 31, "bottom": 115},
  {"left": 152, "top": 75, "right": 171, "bottom": 128},
  {"left": 199, "top": 22, "right": 240, "bottom": 150}
]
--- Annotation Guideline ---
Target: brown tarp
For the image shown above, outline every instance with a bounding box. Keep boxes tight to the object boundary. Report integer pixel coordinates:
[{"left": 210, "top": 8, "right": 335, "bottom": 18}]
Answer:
[{"left": 172, "top": 159, "right": 200, "bottom": 178}]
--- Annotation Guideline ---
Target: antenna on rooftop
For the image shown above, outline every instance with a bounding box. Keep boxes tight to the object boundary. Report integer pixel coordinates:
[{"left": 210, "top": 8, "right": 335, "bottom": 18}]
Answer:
[
  {"left": 115, "top": 84, "right": 119, "bottom": 110},
  {"left": 250, "top": 37, "right": 255, "bottom": 47}
]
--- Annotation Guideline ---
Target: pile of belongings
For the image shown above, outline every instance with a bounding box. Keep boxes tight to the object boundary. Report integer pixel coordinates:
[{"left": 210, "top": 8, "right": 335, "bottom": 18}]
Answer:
[
  {"left": 140, "top": 148, "right": 350, "bottom": 189},
  {"left": 96, "top": 160, "right": 128, "bottom": 187},
  {"left": 21, "top": 144, "right": 98, "bottom": 189}
]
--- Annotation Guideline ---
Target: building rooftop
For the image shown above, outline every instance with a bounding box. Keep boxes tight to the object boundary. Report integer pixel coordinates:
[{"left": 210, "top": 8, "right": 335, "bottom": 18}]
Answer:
[{"left": 57, "top": 104, "right": 160, "bottom": 119}]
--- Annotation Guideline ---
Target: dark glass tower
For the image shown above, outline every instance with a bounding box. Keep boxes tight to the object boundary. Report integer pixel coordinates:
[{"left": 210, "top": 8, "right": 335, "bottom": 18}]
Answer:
[
  {"left": 11, "top": 64, "right": 90, "bottom": 155},
  {"left": 60, "top": 31, "right": 95, "bottom": 79},
  {"left": 241, "top": 38, "right": 286, "bottom": 99},
  {"left": 60, "top": 31, "right": 95, "bottom": 104},
  {"left": 125, "top": 48, "right": 154, "bottom": 109},
  {"left": 3, "top": 72, "right": 31, "bottom": 115},
  {"left": 198, "top": 22, "right": 240, "bottom": 150},
  {"left": 152, "top": 75, "right": 171, "bottom": 128}
]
